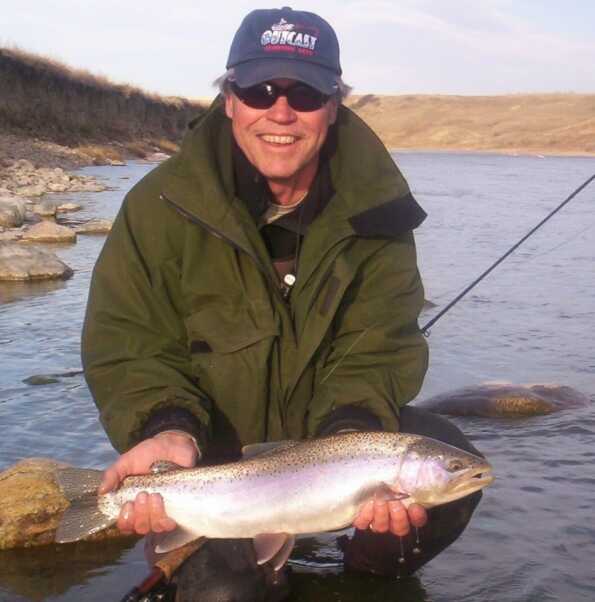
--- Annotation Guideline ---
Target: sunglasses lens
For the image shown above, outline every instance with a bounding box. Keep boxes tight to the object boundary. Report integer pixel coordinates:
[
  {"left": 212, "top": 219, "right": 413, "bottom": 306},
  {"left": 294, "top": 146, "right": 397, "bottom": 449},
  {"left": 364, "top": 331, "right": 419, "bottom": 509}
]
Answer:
[
  {"left": 231, "top": 82, "right": 329, "bottom": 112},
  {"left": 286, "top": 85, "right": 328, "bottom": 111},
  {"left": 233, "top": 82, "right": 277, "bottom": 109}
]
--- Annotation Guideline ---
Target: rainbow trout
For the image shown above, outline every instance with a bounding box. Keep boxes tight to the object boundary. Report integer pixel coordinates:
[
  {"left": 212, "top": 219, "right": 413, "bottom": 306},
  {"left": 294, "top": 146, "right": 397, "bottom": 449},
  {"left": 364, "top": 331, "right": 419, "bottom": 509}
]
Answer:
[{"left": 55, "top": 432, "right": 493, "bottom": 568}]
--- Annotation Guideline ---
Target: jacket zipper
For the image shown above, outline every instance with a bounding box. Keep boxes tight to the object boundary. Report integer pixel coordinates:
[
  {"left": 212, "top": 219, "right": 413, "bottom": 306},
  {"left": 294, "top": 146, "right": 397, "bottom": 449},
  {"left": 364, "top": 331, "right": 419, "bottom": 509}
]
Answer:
[
  {"left": 161, "top": 192, "right": 286, "bottom": 299},
  {"left": 162, "top": 191, "right": 290, "bottom": 438}
]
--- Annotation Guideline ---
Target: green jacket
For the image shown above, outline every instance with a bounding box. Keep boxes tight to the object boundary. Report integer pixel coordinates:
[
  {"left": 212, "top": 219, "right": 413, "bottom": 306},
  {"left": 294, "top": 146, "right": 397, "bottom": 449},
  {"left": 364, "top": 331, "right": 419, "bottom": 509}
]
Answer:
[{"left": 82, "top": 100, "right": 428, "bottom": 456}]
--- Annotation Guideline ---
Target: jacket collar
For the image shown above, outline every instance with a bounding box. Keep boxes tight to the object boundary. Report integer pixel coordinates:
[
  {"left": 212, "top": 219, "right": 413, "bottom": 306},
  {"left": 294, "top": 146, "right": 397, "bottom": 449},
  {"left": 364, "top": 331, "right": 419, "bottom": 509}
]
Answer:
[{"left": 161, "top": 97, "right": 426, "bottom": 250}]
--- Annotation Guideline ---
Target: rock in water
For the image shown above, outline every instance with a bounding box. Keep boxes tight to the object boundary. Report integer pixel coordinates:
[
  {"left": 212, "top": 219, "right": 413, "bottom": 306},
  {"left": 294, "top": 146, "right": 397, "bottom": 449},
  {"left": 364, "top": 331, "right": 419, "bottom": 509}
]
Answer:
[
  {"left": 22, "top": 221, "right": 76, "bottom": 243},
  {"left": 75, "top": 219, "right": 112, "bottom": 234},
  {"left": 0, "top": 458, "right": 130, "bottom": 549},
  {"left": 0, "top": 197, "right": 27, "bottom": 228},
  {"left": 57, "top": 202, "right": 81, "bottom": 212},
  {"left": 416, "top": 383, "right": 590, "bottom": 417},
  {"left": 0, "top": 244, "right": 73, "bottom": 281},
  {"left": 30, "top": 200, "right": 58, "bottom": 217}
]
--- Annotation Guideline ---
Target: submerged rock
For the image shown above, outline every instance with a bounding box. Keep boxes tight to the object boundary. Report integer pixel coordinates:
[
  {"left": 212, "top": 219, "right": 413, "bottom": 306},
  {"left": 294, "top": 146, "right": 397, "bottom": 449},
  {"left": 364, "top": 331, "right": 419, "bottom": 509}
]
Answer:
[
  {"left": 22, "top": 221, "right": 76, "bottom": 243},
  {"left": 22, "top": 375, "right": 60, "bottom": 386},
  {"left": 22, "top": 370, "right": 83, "bottom": 386},
  {"left": 0, "top": 243, "right": 73, "bottom": 281},
  {"left": 0, "top": 458, "right": 130, "bottom": 549},
  {"left": 416, "top": 383, "right": 590, "bottom": 417}
]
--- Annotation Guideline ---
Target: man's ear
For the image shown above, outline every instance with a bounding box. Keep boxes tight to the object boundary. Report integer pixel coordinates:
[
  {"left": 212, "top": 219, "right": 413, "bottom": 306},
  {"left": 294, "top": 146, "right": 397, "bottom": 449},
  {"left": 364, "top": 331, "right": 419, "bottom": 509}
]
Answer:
[
  {"left": 224, "top": 93, "right": 234, "bottom": 119},
  {"left": 327, "top": 98, "right": 339, "bottom": 125}
]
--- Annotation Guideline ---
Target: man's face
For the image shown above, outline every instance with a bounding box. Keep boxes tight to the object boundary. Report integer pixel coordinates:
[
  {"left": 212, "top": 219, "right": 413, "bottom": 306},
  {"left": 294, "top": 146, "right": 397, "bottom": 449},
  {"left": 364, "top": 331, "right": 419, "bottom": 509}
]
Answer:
[{"left": 225, "top": 79, "right": 338, "bottom": 185}]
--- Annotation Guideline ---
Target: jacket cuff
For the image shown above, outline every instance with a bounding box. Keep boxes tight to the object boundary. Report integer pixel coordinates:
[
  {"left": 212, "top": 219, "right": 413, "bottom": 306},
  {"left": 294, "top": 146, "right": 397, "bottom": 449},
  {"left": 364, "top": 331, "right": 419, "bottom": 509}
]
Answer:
[
  {"left": 140, "top": 406, "right": 207, "bottom": 453},
  {"left": 316, "top": 405, "right": 386, "bottom": 437}
]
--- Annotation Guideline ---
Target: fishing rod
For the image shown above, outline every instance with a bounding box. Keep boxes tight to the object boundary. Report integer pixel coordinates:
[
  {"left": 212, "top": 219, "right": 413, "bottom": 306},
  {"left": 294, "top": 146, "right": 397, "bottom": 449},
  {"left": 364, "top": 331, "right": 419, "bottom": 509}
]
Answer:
[
  {"left": 421, "top": 172, "right": 595, "bottom": 336},
  {"left": 119, "top": 539, "right": 205, "bottom": 602},
  {"left": 120, "top": 174, "right": 595, "bottom": 599}
]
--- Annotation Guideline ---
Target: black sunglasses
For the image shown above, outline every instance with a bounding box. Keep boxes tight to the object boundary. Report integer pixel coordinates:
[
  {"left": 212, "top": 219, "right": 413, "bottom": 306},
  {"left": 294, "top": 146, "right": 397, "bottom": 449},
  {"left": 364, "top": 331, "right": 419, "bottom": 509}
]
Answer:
[{"left": 229, "top": 81, "right": 331, "bottom": 112}]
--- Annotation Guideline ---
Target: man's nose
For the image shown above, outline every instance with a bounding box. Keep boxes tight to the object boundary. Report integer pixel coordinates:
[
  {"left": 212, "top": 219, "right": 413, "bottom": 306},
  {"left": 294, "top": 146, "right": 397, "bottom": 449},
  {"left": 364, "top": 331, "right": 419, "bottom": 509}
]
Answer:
[{"left": 266, "top": 94, "right": 296, "bottom": 123}]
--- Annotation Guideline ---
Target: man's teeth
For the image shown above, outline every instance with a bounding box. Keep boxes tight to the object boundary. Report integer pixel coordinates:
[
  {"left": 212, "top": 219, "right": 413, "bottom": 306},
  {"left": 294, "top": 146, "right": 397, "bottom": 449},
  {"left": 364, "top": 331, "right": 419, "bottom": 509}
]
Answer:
[{"left": 261, "top": 135, "right": 297, "bottom": 145}]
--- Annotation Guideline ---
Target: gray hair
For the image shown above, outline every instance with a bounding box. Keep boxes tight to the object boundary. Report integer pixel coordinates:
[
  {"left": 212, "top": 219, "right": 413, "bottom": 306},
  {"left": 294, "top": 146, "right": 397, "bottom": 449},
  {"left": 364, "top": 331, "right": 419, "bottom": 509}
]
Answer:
[{"left": 213, "top": 68, "right": 352, "bottom": 102}]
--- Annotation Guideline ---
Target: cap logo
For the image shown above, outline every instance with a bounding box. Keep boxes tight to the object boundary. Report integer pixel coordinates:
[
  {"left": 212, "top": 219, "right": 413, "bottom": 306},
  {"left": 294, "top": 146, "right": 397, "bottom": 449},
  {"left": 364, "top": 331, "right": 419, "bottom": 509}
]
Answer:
[{"left": 260, "top": 19, "right": 318, "bottom": 55}]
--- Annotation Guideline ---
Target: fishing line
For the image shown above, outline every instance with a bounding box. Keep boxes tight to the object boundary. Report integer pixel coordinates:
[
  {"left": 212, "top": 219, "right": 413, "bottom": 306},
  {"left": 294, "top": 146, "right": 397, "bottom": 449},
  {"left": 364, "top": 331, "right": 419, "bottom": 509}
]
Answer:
[
  {"left": 426, "top": 217, "right": 594, "bottom": 306},
  {"left": 522, "top": 220, "right": 594, "bottom": 264},
  {"left": 421, "top": 173, "right": 595, "bottom": 335},
  {"left": 320, "top": 173, "right": 595, "bottom": 383}
]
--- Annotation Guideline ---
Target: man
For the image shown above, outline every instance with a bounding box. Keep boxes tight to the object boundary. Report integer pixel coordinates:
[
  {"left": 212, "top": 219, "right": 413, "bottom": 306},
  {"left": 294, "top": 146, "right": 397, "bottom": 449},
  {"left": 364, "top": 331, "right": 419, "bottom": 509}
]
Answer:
[{"left": 83, "top": 7, "right": 482, "bottom": 600}]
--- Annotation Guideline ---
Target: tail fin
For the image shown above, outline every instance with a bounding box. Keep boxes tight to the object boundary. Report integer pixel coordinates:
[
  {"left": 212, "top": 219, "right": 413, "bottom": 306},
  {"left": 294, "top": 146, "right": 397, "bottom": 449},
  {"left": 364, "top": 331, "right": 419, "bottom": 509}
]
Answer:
[{"left": 54, "top": 467, "right": 115, "bottom": 543}]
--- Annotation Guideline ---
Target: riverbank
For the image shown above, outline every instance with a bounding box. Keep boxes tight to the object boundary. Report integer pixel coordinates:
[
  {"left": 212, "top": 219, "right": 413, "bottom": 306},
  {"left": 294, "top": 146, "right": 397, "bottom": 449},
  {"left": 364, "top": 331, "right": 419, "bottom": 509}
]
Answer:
[
  {"left": 344, "top": 93, "right": 595, "bottom": 157},
  {"left": 0, "top": 134, "right": 119, "bottom": 281}
]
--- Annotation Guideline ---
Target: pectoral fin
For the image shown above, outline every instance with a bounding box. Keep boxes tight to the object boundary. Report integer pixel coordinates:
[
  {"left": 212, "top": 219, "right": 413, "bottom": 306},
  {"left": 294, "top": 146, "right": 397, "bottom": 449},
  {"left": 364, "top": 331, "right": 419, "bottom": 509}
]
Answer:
[
  {"left": 379, "top": 482, "right": 409, "bottom": 501},
  {"left": 253, "top": 533, "right": 295, "bottom": 570}
]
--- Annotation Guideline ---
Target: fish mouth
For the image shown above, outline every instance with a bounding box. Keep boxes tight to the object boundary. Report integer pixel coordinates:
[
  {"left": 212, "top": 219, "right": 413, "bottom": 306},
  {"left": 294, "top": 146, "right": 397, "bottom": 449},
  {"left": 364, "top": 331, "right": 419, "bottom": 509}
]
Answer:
[{"left": 451, "top": 466, "right": 494, "bottom": 495}]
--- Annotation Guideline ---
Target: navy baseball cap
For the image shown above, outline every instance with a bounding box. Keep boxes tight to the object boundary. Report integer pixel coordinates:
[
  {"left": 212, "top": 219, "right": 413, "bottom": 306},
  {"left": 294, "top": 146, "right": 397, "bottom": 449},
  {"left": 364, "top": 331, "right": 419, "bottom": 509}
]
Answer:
[{"left": 226, "top": 7, "right": 342, "bottom": 95}]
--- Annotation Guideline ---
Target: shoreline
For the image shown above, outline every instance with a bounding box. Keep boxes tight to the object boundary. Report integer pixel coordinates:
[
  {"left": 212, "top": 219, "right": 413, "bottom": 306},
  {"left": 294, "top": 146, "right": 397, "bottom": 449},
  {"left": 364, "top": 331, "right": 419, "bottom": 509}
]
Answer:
[
  {"left": 389, "top": 146, "right": 595, "bottom": 159},
  {"left": 0, "top": 133, "right": 166, "bottom": 285}
]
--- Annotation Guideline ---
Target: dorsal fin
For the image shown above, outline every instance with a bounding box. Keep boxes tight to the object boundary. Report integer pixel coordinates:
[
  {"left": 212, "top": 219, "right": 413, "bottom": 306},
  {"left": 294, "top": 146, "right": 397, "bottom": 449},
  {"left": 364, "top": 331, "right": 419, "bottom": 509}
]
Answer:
[{"left": 241, "top": 440, "right": 299, "bottom": 460}]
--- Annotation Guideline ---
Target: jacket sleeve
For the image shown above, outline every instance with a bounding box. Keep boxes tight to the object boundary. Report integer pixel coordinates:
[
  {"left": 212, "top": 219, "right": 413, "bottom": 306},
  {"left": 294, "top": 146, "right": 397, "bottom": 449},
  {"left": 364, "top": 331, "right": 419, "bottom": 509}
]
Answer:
[
  {"left": 82, "top": 195, "right": 211, "bottom": 453},
  {"left": 307, "top": 231, "right": 428, "bottom": 436}
]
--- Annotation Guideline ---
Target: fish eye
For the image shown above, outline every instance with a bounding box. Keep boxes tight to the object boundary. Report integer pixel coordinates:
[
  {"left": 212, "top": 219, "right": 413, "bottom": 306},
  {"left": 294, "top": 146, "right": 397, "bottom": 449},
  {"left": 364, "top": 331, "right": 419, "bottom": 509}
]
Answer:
[{"left": 447, "top": 459, "right": 465, "bottom": 472}]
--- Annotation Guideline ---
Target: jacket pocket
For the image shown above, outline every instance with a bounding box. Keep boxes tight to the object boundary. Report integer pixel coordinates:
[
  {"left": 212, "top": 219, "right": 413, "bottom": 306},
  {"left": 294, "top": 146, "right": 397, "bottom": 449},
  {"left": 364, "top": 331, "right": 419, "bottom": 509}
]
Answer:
[
  {"left": 183, "top": 303, "right": 279, "bottom": 444},
  {"left": 184, "top": 303, "right": 279, "bottom": 354}
]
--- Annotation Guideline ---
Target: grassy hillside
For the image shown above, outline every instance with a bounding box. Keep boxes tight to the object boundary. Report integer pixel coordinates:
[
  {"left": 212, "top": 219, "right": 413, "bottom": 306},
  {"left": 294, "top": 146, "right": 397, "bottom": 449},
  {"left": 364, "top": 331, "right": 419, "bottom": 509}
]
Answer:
[
  {"left": 345, "top": 94, "right": 595, "bottom": 155},
  {"left": 1, "top": 46, "right": 593, "bottom": 157},
  {"left": 0, "top": 47, "right": 205, "bottom": 150}
]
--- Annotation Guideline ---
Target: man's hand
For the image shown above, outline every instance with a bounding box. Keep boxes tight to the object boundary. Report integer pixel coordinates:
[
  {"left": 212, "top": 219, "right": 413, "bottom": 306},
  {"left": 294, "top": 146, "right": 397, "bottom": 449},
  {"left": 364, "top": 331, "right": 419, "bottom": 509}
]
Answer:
[
  {"left": 353, "top": 495, "right": 427, "bottom": 536},
  {"left": 99, "top": 431, "right": 199, "bottom": 536}
]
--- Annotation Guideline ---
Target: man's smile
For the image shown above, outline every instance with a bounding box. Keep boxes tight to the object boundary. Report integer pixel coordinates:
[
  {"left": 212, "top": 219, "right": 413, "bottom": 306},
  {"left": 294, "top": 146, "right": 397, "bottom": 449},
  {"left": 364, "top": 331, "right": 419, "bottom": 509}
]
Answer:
[{"left": 258, "top": 134, "right": 299, "bottom": 146}]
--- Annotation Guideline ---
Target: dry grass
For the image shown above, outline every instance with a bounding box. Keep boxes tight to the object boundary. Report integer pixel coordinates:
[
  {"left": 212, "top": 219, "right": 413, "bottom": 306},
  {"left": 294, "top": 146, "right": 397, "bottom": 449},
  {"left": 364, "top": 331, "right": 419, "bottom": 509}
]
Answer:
[
  {"left": 0, "top": 46, "right": 207, "bottom": 146},
  {"left": 154, "top": 138, "right": 180, "bottom": 154},
  {"left": 345, "top": 93, "right": 595, "bottom": 155},
  {"left": 3, "top": 45, "right": 172, "bottom": 103},
  {"left": 77, "top": 144, "right": 124, "bottom": 164},
  {"left": 124, "top": 141, "right": 152, "bottom": 159}
]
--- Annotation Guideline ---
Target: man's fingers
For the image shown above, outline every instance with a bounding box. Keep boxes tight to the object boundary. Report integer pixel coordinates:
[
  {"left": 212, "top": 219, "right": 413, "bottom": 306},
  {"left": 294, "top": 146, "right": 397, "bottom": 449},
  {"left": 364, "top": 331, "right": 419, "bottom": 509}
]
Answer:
[
  {"left": 117, "top": 501, "right": 135, "bottom": 533},
  {"left": 99, "top": 467, "right": 119, "bottom": 495},
  {"left": 370, "top": 497, "right": 389, "bottom": 533},
  {"left": 407, "top": 503, "right": 428, "bottom": 527},
  {"left": 133, "top": 492, "right": 151, "bottom": 535},
  {"left": 388, "top": 500, "right": 410, "bottom": 537},
  {"left": 156, "top": 517, "right": 178, "bottom": 533},
  {"left": 148, "top": 493, "right": 176, "bottom": 533},
  {"left": 100, "top": 454, "right": 134, "bottom": 494},
  {"left": 353, "top": 500, "right": 375, "bottom": 530}
]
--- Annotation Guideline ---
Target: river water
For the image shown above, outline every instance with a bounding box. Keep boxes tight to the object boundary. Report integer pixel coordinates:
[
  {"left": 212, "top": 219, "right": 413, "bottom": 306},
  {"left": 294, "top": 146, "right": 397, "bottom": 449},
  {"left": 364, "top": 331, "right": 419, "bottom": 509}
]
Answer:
[{"left": 0, "top": 152, "right": 594, "bottom": 601}]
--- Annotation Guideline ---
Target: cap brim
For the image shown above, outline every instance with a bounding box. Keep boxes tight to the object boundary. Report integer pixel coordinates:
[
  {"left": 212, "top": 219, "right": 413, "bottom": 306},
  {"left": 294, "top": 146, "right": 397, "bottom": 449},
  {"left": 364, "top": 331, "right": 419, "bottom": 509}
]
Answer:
[{"left": 233, "top": 58, "right": 338, "bottom": 95}]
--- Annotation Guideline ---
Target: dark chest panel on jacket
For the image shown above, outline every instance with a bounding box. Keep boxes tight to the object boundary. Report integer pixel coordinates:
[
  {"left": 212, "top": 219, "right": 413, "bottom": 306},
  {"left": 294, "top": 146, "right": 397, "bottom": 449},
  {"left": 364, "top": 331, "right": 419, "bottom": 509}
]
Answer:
[{"left": 156, "top": 203, "right": 387, "bottom": 445}]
